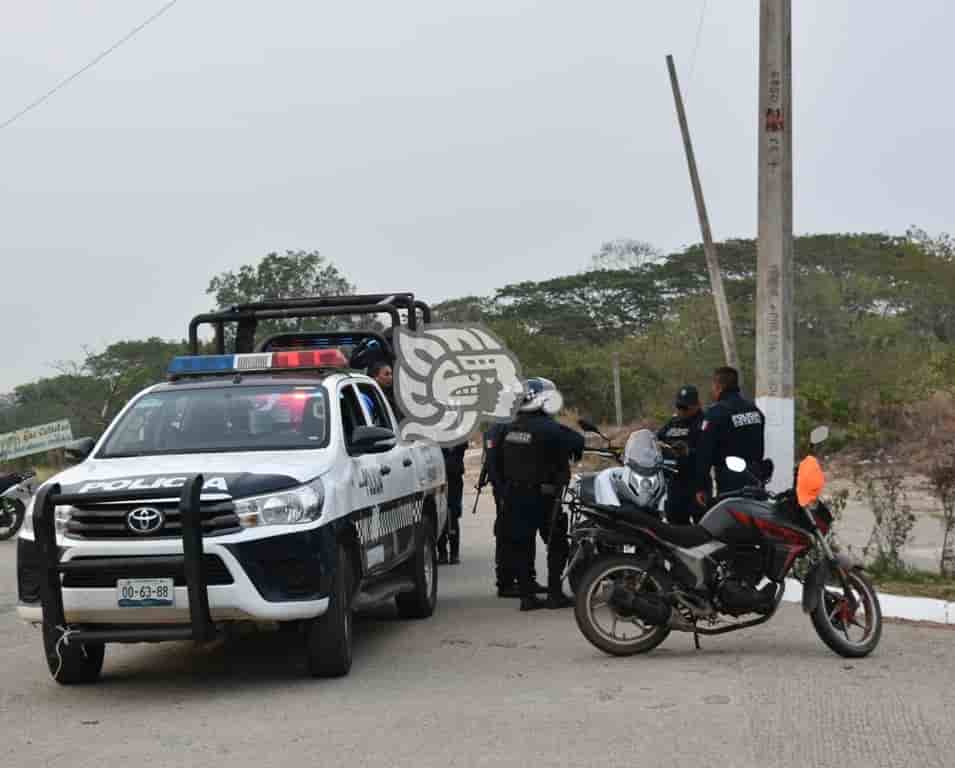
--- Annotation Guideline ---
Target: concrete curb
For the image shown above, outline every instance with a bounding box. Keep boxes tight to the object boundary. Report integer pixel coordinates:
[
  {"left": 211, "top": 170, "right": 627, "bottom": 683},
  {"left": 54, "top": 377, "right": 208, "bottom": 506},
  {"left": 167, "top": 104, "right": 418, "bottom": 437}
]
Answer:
[{"left": 783, "top": 578, "right": 954, "bottom": 625}]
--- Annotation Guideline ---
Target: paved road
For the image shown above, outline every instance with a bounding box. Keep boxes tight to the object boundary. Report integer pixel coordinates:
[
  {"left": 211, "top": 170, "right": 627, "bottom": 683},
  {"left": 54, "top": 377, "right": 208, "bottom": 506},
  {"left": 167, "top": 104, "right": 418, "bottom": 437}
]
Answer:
[{"left": 2, "top": 497, "right": 954, "bottom": 768}]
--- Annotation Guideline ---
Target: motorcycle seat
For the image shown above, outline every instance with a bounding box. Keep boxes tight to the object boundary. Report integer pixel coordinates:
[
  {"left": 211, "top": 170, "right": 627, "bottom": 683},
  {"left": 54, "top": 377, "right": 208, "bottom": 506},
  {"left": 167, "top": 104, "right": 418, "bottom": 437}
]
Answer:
[{"left": 611, "top": 503, "right": 714, "bottom": 549}]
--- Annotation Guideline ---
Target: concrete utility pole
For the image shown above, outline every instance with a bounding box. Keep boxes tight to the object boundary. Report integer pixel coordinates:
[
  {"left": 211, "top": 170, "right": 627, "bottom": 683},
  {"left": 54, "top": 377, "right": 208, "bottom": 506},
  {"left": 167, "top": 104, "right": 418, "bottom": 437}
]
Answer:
[
  {"left": 666, "top": 54, "right": 740, "bottom": 376},
  {"left": 756, "top": 0, "right": 794, "bottom": 492}
]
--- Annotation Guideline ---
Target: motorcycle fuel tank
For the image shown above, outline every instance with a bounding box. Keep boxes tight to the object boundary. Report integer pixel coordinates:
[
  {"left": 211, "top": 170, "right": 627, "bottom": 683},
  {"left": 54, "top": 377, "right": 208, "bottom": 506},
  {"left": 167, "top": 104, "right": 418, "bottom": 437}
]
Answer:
[{"left": 699, "top": 498, "right": 774, "bottom": 547}]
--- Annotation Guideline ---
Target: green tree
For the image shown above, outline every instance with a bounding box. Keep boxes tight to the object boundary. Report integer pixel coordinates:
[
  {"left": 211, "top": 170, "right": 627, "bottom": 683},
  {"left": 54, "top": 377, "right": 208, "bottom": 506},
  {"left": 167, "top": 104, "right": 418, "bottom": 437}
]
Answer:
[
  {"left": 590, "top": 239, "right": 662, "bottom": 271},
  {"left": 206, "top": 251, "right": 356, "bottom": 343}
]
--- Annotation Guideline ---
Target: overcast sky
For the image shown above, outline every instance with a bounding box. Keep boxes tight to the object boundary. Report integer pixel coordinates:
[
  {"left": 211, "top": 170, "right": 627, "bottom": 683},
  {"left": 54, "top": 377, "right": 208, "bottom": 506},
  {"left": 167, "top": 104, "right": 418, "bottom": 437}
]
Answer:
[{"left": 1, "top": 1, "right": 952, "bottom": 392}]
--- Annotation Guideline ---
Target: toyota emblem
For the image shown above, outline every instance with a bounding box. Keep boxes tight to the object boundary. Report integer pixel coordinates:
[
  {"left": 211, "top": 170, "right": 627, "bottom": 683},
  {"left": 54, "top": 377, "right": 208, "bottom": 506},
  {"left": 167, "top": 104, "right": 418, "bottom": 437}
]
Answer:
[{"left": 127, "top": 507, "right": 165, "bottom": 535}]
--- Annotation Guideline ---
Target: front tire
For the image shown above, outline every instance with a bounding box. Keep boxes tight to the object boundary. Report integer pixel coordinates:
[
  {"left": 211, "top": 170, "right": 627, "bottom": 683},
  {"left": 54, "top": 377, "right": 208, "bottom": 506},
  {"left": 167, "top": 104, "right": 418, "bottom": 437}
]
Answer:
[
  {"left": 43, "top": 627, "right": 105, "bottom": 685},
  {"left": 810, "top": 568, "right": 882, "bottom": 658},
  {"left": 305, "top": 543, "right": 354, "bottom": 678},
  {"left": 574, "top": 555, "right": 671, "bottom": 657},
  {"left": 396, "top": 524, "right": 438, "bottom": 619}
]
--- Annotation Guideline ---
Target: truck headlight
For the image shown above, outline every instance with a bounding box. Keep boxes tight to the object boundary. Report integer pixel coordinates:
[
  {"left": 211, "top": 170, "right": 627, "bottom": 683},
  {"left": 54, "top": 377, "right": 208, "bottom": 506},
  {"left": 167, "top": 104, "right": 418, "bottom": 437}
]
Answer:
[
  {"left": 235, "top": 478, "right": 325, "bottom": 528},
  {"left": 55, "top": 506, "right": 72, "bottom": 534},
  {"left": 20, "top": 498, "right": 34, "bottom": 537},
  {"left": 18, "top": 501, "right": 71, "bottom": 537}
]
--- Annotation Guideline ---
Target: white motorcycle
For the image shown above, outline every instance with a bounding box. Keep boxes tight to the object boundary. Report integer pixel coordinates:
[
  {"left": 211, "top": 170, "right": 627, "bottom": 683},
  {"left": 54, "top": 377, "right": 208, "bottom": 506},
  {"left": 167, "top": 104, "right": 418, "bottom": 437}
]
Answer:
[
  {"left": 563, "top": 425, "right": 677, "bottom": 593},
  {"left": 0, "top": 471, "right": 37, "bottom": 540}
]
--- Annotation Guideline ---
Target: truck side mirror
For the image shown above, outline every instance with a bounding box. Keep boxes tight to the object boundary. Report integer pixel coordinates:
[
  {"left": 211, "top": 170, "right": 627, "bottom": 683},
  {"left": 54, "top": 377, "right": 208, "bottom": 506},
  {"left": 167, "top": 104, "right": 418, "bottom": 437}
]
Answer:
[
  {"left": 64, "top": 437, "right": 96, "bottom": 462},
  {"left": 351, "top": 425, "right": 396, "bottom": 454}
]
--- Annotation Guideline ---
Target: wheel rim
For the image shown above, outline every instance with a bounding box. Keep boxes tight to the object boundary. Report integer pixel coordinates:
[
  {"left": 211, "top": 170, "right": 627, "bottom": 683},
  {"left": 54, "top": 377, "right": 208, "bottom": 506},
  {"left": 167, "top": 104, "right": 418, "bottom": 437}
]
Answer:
[
  {"left": 584, "top": 562, "right": 664, "bottom": 646},
  {"left": 822, "top": 571, "right": 878, "bottom": 649}
]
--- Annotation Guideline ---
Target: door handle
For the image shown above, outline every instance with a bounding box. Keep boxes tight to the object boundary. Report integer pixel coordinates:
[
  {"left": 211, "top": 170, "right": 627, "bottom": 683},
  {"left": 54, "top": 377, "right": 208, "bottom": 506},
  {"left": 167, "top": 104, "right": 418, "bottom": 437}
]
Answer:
[
  {"left": 402, "top": 458, "right": 413, "bottom": 467},
  {"left": 380, "top": 465, "right": 392, "bottom": 476}
]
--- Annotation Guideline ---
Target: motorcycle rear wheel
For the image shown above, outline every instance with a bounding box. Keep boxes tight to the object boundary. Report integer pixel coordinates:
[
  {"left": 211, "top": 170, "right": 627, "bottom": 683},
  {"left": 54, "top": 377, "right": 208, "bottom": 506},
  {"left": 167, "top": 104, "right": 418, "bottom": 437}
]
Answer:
[
  {"left": 574, "top": 555, "right": 671, "bottom": 656},
  {"left": 810, "top": 568, "right": 882, "bottom": 658},
  {"left": 0, "top": 499, "right": 24, "bottom": 540}
]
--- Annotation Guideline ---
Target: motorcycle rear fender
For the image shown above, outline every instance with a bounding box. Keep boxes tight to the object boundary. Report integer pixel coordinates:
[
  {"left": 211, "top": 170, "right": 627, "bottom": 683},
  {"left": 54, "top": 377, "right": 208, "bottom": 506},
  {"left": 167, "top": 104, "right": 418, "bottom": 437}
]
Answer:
[{"left": 801, "top": 553, "right": 862, "bottom": 614}]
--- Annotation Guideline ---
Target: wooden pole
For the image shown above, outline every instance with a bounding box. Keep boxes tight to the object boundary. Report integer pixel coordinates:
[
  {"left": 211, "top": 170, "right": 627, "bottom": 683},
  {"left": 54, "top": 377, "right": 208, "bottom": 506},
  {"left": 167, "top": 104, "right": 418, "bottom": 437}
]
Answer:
[
  {"left": 666, "top": 54, "right": 740, "bottom": 377},
  {"left": 756, "top": 0, "right": 794, "bottom": 492},
  {"left": 612, "top": 352, "right": 623, "bottom": 427}
]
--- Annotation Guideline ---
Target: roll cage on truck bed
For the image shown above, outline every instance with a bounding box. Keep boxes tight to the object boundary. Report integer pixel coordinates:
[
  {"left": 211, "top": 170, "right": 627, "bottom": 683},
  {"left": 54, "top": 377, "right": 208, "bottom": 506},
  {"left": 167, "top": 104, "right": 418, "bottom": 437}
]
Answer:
[{"left": 29, "top": 292, "right": 436, "bottom": 680}]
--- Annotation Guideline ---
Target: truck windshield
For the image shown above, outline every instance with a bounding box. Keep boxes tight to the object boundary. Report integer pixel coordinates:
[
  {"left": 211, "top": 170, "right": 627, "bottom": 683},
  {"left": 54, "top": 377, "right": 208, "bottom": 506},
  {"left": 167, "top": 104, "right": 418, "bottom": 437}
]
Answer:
[{"left": 98, "top": 384, "right": 330, "bottom": 458}]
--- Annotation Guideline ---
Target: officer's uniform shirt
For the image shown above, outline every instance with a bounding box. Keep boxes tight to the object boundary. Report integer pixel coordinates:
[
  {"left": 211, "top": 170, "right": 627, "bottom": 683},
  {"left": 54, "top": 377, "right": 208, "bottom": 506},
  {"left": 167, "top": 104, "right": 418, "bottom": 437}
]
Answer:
[
  {"left": 695, "top": 388, "right": 766, "bottom": 494},
  {"left": 494, "top": 412, "right": 585, "bottom": 491},
  {"left": 656, "top": 410, "right": 704, "bottom": 493}
]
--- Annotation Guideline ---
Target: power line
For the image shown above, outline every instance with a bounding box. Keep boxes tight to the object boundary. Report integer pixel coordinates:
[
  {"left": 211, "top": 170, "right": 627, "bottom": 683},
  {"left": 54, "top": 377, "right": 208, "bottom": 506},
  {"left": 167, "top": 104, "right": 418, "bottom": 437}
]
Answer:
[
  {"left": 0, "top": 0, "right": 182, "bottom": 133},
  {"left": 686, "top": 0, "right": 709, "bottom": 98}
]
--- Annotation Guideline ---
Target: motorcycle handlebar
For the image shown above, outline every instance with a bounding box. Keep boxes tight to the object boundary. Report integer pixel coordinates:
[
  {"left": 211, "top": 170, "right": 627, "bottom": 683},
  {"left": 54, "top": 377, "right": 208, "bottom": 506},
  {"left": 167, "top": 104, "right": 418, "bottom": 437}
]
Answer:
[{"left": 581, "top": 447, "right": 622, "bottom": 461}]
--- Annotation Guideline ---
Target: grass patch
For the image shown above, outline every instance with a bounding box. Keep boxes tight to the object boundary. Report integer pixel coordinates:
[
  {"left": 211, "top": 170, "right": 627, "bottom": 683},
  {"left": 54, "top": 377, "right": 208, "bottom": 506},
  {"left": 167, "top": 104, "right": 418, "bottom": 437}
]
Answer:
[{"left": 867, "top": 558, "right": 955, "bottom": 601}]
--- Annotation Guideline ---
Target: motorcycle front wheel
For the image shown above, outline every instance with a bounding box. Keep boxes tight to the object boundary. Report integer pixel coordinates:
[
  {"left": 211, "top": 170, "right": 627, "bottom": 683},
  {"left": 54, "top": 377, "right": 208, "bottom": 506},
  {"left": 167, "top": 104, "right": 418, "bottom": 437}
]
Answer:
[
  {"left": 810, "top": 567, "right": 882, "bottom": 658},
  {"left": 574, "top": 555, "right": 671, "bottom": 656},
  {"left": 0, "top": 499, "right": 25, "bottom": 540}
]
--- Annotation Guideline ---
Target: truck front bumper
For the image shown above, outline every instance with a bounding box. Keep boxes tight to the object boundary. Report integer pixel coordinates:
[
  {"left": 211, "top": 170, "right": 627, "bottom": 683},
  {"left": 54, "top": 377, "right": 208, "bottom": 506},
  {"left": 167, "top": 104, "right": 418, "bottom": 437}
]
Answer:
[{"left": 17, "top": 537, "right": 329, "bottom": 625}]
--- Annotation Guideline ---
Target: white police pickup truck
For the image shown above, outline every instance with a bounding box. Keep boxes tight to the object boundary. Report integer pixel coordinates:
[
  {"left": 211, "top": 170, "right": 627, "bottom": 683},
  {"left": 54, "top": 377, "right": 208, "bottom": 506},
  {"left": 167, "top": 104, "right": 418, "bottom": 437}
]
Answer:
[{"left": 17, "top": 346, "right": 447, "bottom": 683}]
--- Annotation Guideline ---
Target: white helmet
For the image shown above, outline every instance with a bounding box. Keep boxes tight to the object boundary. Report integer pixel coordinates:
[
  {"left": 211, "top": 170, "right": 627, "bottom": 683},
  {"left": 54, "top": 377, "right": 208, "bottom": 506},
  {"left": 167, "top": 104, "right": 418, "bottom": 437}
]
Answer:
[{"left": 519, "top": 377, "right": 564, "bottom": 416}]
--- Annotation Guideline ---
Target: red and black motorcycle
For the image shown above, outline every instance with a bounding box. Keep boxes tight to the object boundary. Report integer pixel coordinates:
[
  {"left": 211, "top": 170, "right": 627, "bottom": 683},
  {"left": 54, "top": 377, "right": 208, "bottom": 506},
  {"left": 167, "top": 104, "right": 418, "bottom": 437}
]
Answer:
[{"left": 571, "top": 427, "right": 883, "bottom": 659}]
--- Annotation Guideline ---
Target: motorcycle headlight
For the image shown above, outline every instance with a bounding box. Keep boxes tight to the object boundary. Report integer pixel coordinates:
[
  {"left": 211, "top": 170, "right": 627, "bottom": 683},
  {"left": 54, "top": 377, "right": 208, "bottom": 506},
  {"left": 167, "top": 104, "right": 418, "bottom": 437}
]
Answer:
[
  {"left": 235, "top": 478, "right": 325, "bottom": 528},
  {"left": 627, "top": 471, "right": 660, "bottom": 508}
]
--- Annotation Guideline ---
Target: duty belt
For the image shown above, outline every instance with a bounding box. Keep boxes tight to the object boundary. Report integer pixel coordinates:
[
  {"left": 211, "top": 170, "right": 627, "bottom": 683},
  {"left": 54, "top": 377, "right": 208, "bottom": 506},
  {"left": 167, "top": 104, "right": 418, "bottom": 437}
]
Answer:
[{"left": 505, "top": 481, "right": 560, "bottom": 495}]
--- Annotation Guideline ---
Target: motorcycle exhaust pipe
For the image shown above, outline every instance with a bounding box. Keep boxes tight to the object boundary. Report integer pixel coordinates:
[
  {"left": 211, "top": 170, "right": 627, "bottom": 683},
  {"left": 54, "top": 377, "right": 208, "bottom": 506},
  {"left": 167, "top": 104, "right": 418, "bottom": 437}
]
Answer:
[{"left": 608, "top": 585, "right": 671, "bottom": 626}]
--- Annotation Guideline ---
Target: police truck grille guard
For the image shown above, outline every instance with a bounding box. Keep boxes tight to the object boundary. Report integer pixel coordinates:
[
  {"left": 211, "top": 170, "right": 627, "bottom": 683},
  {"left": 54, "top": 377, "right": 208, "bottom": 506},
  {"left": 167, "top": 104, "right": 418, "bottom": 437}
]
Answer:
[{"left": 33, "top": 475, "right": 216, "bottom": 645}]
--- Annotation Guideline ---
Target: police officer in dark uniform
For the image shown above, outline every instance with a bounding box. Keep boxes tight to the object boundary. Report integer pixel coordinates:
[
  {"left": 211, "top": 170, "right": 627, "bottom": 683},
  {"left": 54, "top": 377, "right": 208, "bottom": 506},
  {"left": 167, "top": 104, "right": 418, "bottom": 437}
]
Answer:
[
  {"left": 437, "top": 441, "right": 467, "bottom": 564},
  {"left": 494, "top": 378, "right": 585, "bottom": 611},
  {"left": 656, "top": 385, "right": 707, "bottom": 524},
  {"left": 694, "top": 367, "right": 766, "bottom": 506},
  {"left": 484, "top": 425, "right": 544, "bottom": 597}
]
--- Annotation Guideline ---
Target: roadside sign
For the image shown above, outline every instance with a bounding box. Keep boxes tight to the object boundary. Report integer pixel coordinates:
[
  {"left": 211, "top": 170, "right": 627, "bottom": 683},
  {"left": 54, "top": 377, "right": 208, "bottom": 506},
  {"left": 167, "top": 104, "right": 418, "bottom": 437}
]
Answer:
[{"left": 0, "top": 420, "right": 73, "bottom": 462}]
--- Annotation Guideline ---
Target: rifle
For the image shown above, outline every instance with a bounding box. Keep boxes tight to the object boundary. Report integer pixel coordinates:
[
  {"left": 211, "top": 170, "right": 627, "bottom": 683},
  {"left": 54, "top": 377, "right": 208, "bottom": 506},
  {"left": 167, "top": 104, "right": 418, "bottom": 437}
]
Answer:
[{"left": 471, "top": 448, "right": 490, "bottom": 514}]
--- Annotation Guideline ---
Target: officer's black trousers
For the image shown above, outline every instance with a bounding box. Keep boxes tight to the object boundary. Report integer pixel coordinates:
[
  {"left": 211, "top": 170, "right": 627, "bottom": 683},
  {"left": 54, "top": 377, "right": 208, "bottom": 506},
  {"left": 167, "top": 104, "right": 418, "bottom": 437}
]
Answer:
[
  {"left": 664, "top": 488, "right": 707, "bottom": 525},
  {"left": 494, "top": 493, "right": 535, "bottom": 587},
  {"left": 504, "top": 490, "right": 568, "bottom": 598},
  {"left": 437, "top": 470, "right": 464, "bottom": 559}
]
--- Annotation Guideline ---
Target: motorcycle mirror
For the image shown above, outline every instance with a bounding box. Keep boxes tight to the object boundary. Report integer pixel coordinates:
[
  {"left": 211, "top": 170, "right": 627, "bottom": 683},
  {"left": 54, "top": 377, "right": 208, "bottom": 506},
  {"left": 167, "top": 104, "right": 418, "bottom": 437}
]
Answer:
[
  {"left": 725, "top": 456, "right": 747, "bottom": 473},
  {"left": 809, "top": 426, "right": 830, "bottom": 446}
]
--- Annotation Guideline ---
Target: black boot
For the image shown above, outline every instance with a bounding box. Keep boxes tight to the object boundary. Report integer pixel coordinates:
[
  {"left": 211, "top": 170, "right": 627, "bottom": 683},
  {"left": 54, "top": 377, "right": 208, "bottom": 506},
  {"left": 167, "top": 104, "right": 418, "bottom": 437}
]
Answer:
[
  {"left": 449, "top": 533, "right": 460, "bottom": 565},
  {"left": 520, "top": 594, "right": 546, "bottom": 611},
  {"left": 546, "top": 593, "right": 574, "bottom": 609}
]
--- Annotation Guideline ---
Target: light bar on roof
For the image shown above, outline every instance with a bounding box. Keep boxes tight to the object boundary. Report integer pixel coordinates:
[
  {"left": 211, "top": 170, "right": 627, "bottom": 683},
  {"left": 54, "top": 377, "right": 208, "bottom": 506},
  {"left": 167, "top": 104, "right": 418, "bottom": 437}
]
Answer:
[{"left": 168, "top": 349, "right": 348, "bottom": 377}]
